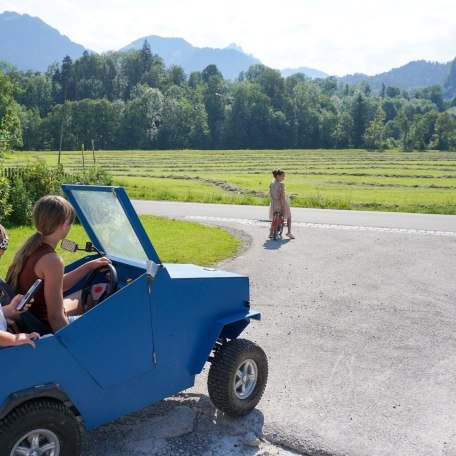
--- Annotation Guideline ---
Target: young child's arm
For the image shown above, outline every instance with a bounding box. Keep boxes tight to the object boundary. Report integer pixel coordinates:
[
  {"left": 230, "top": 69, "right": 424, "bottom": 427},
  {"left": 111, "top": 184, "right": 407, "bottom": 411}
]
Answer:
[
  {"left": 0, "top": 330, "right": 40, "bottom": 348},
  {"left": 2, "top": 295, "right": 31, "bottom": 319}
]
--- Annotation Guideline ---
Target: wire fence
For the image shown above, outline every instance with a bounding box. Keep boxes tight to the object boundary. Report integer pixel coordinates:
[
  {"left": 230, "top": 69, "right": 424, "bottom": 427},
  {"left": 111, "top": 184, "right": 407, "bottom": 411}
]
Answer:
[{"left": 1, "top": 166, "right": 71, "bottom": 180}]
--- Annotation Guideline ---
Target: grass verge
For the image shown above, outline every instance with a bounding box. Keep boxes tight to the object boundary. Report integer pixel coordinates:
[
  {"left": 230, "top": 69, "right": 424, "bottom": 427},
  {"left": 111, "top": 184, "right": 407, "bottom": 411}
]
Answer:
[{"left": 0, "top": 216, "right": 241, "bottom": 277}]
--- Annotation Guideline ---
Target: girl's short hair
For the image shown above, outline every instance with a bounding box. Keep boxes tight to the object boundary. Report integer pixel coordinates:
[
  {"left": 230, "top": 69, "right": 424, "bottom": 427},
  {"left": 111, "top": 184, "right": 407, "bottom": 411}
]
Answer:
[{"left": 272, "top": 169, "right": 285, "bottom": 178}]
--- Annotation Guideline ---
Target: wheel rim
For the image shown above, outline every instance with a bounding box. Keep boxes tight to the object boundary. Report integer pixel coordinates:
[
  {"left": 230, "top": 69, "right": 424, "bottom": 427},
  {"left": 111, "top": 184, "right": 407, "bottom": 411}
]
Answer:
[
  {"left": 10, "top": 429, "right": 60, "bottom": 456},
  {"left": 234, "top": 359, "right": 258, "bottom": 399}
]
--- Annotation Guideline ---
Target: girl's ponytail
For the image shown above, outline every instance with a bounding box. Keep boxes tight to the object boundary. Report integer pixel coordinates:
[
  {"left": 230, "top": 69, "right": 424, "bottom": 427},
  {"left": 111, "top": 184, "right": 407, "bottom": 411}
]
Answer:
[{"left": 6, "top": 233, "right": 43, "bottom": 291}]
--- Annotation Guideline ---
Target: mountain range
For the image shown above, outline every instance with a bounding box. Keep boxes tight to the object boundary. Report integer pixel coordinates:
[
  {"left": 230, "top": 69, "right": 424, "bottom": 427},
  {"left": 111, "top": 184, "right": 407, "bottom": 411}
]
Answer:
[
  {"left": 340, "top": 60, "right": 451, "bottom": 91},
  {"left": 0, "top": 11, "right": 453, "bottom": 91},
  {"left": 121, "top": 36, "right": 261, "bottom": 80},
  {"left": 0, "top": 11, "right": 86, "bottom": 72}
]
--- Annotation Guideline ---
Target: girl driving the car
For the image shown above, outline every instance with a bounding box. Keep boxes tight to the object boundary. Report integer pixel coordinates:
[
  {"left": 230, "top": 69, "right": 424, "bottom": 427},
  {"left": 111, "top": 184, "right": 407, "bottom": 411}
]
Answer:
[{"left": 6, "top": 195, "right": 110, "bottom": 332}]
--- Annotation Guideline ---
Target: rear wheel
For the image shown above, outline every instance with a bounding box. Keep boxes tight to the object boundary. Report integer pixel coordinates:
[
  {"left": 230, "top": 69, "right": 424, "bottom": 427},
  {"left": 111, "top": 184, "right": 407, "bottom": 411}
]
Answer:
[
  {"left": 208, "top": 339, "right": 268, "bottom": 417},
  {"left": 0, "top": 399, "right": 81, "bottom": 456}
]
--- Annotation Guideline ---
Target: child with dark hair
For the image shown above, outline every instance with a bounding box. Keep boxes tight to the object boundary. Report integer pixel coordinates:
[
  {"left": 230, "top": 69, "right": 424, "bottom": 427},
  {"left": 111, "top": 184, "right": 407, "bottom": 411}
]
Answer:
[
  {"left": 269, "top": 169, "right": 295, "bottom": 239},
  {"left": 0, "top": 224, "right": 40, "bottom": 347}
]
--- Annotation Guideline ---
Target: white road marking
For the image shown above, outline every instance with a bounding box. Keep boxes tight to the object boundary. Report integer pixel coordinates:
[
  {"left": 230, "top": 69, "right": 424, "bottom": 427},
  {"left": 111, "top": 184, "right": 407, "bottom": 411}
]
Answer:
[{"left": 185, "top": 216, "right": 456, "bottom": 237}]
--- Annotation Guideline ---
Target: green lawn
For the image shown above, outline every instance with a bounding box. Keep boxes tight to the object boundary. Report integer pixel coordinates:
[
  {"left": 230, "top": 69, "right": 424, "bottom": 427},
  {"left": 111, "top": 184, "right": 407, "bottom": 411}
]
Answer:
[
  {"left": 5, "top": 149, "right": 456, "bottom": 214},
  {"left": 0, "top": 216, "right": 241, "bottom": 277}
]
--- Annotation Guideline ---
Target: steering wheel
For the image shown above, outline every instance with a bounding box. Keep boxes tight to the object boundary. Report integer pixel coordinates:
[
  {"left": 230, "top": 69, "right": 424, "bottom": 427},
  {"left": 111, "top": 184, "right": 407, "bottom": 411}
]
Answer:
[{"left": 80, "top": 264, "right": 118, "bottom": 313}]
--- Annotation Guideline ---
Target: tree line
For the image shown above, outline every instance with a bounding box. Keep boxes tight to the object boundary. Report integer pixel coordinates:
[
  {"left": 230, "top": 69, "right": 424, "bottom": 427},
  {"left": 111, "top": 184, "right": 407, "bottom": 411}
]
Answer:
[{"left": 1, "top": 41, "right": 456, "bottom": 152}]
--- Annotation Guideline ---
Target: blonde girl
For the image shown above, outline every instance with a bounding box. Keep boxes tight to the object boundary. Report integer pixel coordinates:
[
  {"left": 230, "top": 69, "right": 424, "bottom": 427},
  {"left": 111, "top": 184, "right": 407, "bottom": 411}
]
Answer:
[{"left": 6, "top": 195, "right": 109, "bottom": 332}]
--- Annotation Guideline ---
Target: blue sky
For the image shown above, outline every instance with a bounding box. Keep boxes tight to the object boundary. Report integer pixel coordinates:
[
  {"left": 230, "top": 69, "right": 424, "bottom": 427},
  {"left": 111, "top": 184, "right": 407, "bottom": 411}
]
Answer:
[{"left": 1, "top": 0, "right": 455, "bottom": 75}]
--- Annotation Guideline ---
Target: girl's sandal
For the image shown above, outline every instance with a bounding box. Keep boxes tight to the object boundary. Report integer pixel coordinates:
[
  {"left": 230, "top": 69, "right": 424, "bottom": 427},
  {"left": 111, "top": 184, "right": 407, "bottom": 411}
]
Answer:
[
  {"left": 286, "top": 233, "right": 295, "bottom": 239},
  {"left": 268, "top": 235, "right": 274, "bottom": 239}
]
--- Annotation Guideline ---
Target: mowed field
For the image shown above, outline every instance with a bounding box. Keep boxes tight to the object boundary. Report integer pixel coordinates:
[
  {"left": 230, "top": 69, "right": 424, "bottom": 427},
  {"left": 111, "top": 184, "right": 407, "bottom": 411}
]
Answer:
[{"left": 6, "top": 149, "right": 456, "bottom": 214}]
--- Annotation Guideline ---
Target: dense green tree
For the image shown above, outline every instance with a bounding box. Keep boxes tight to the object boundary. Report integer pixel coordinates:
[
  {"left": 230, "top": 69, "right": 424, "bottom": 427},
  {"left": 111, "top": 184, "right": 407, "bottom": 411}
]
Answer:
[
  {"left": 0, "top": 71, "right": 22, "bottom": 151},
  {"left": 292, "top": 81, "right": 324, "bottom": 148},
  {"left": 350, "top": 92, "right": 370, "bottom": 147},
  {"left": 435, "top": 111, "right": 456, "bottom": 150},
  {"left": 284, "top": 73, "right": 309, "bottom": 96},
  {"left": 241, "top": 64, "right": 287, "bottom": 111},
  {"left": 1, "top": 55, "right": 455, "bottom": 151},
  {"left": 159, "top": 85, "right": 209, "bottom": 149},
  {"left": 415, "top": 85, "right": 445, "bottom": 111},
  {"left": 385, "top": 86, "right": 401, "bottom": 98},
  {"left": 225, "top": 82, "right": 273, "bottom": 148},
  {"left": 363, "top": 108, "right": 387, "bottom": 150},
  {"left": 167, "top": 65, "right": 187, "bottom": 87},
  {"left": 201, "top": 65, "right": 226, "bottom": 147},
  {"left": 17, "top": 106, "right": 43, "bottom": 150},
  {"left": 396, "top": 112, "right": 413, "bottom": 151},
  {"left": 121, "top": 84, "right": 163, "bottom": 148}
]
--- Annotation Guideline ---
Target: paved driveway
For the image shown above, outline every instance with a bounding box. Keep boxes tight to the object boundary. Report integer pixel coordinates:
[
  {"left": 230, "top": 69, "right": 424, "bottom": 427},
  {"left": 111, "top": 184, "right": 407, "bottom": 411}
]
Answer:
[{"left": 83, "top": 202, "right": 456, "bottom": 456}]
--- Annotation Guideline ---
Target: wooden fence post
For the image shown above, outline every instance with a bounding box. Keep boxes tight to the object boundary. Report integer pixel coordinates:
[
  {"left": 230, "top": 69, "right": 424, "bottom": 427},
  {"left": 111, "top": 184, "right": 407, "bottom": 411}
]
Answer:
[
  {"left": 91, "top": 139, "right": 96, "bottom": 167},
  {"left": 81, "top": 143, "right": 85, "bottom": 173}
]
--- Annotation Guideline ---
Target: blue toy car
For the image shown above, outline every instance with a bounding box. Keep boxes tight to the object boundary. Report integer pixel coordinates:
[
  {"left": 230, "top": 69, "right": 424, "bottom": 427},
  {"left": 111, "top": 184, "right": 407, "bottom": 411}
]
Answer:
[{"left": 0, "top": 185, "right": 268, "bottom": 456}]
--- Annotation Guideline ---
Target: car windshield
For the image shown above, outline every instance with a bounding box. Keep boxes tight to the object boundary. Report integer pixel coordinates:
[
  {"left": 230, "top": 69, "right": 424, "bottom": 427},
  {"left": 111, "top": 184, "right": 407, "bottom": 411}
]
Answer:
[{"left": 71, "top": 189, "right": 148, "bottom": 264}]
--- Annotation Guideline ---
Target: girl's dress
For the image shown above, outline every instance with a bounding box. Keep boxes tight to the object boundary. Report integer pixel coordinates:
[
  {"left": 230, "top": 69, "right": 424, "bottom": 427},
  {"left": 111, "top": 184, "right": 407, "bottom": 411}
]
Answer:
[{"left": 269, "top": 180, "right": 291, "bottom": 220}]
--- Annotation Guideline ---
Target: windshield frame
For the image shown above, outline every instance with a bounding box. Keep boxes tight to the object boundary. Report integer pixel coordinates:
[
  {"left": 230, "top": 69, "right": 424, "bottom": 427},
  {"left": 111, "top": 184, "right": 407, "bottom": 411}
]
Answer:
[{"left": 62, "top": 185, "right": 160, "bottom": 267}]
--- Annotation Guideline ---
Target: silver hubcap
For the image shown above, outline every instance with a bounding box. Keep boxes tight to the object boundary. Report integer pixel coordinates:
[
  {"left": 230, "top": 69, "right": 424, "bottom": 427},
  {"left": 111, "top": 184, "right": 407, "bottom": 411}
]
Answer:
[
  {"left": 11, "top": 429, "right": 60, "bottom": 456},
  {"left": 234, "top": 359, "right": 258, "bottom": 399}
]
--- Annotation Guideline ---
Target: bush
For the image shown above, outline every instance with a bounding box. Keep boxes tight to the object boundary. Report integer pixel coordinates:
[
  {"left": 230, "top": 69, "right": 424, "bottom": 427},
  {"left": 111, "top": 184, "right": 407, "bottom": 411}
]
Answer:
[
  {"left": 6, "top": 177, "right": 32, "bottom": 226},
  {"left": 18, "top": 160, "right": 62, "bottom": 201},
  {"left": 1, "top": 161, "right": 113, "bottom": 226},
  {"left": 62, "top": 167, "right": 113, "bottom": 186},
  {"left": 0, "top": 177, "right": 11, "bottom": 224}
]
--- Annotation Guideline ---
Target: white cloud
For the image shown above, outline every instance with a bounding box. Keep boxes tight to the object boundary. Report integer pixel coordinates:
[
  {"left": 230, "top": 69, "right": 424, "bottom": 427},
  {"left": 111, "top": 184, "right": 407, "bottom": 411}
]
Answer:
[{"left": 1, "top": 0, "right": 455, "bottom": 75}]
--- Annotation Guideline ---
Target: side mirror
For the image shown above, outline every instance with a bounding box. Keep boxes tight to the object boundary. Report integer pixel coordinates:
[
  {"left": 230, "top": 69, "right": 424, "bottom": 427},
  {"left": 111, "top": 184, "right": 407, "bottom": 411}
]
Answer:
[
  {"left": 60, "top": 239, "right": 106, "bottom": 256},
  {"left": 61, "top": 239, "right": 78, "bottom": 252}
]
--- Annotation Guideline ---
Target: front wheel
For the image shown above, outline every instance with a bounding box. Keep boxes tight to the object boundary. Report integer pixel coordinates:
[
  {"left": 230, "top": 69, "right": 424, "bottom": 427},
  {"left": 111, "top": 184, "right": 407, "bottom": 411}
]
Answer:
[
  {"left": 0, "top": 399, "right": 82, "bottom": 456},
  {"left": 272, "top": 214, "right": 279, "bottom": 240},
  {"left": 208, "top": 339, "right": 268, "bottom": 417}
]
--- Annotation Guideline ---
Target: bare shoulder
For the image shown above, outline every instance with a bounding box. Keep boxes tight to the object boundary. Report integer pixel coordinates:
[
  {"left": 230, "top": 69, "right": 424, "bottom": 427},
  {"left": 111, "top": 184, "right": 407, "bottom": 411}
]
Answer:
[{"left": 35, "top": 252, "right": 64, "bottom": 277}]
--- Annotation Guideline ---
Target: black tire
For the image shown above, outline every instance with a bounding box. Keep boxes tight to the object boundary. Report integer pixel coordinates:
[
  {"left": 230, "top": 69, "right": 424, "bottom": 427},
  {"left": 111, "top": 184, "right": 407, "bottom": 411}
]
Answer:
[
  {"left": 0, "top": 399, "right": 81, "bottom": 456},
  {"left": 208, "top": 339, "right": 268, "bottom": 417}
]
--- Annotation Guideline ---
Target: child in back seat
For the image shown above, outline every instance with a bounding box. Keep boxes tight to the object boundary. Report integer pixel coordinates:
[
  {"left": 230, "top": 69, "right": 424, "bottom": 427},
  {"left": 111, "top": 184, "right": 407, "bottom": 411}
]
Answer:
[{"left": 0, "top": 224, "right": 40, "bottom": 347}]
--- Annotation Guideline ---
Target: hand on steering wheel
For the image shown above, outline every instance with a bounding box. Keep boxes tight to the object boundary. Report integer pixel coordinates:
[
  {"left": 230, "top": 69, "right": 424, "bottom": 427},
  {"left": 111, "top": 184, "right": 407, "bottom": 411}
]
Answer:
[{"left": 81, "top": 264, "right": 118, "bottom": 313}]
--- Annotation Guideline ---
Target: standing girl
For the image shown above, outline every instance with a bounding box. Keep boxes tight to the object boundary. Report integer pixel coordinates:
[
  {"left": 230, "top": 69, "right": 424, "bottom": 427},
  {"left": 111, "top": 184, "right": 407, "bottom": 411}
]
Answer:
[
  {"left": 6, "top": 195, "right": 110, "bottom": 332},
  {"left": 269, "top": 169, "right": 295, "bottom": 239}
]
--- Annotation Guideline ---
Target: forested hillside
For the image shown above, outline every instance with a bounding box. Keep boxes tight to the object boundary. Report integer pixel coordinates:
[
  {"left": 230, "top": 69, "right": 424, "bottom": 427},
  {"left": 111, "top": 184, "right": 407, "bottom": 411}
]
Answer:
[
  {"left": 1, "top": 41, "right": 455, "bottom": 152},
  {"left": 340, "top": 60, "right": 451, "bottom": 91}
]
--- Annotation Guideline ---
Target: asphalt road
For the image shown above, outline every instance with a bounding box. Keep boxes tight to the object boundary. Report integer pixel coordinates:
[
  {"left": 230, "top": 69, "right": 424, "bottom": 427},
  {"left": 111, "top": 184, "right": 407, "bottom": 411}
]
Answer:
[{"left": 84, "top": 202, "right": 456, "bottom": 456}]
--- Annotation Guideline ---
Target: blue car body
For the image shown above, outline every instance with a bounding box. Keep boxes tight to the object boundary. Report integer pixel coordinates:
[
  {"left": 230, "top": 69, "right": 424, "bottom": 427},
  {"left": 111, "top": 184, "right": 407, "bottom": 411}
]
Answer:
[{"left": 0, "top": 185, "right": 260, "bottom": 430}]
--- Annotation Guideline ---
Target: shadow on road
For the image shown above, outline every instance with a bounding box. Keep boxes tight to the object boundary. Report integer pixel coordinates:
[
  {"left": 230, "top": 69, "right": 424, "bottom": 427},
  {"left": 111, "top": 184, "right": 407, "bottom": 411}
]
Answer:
[
  {"left": 82, "top": 393, "right": 272, "bottom": 456},
  {"left": 263, "top": 238, "right": 290, "bottom": 250}
]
